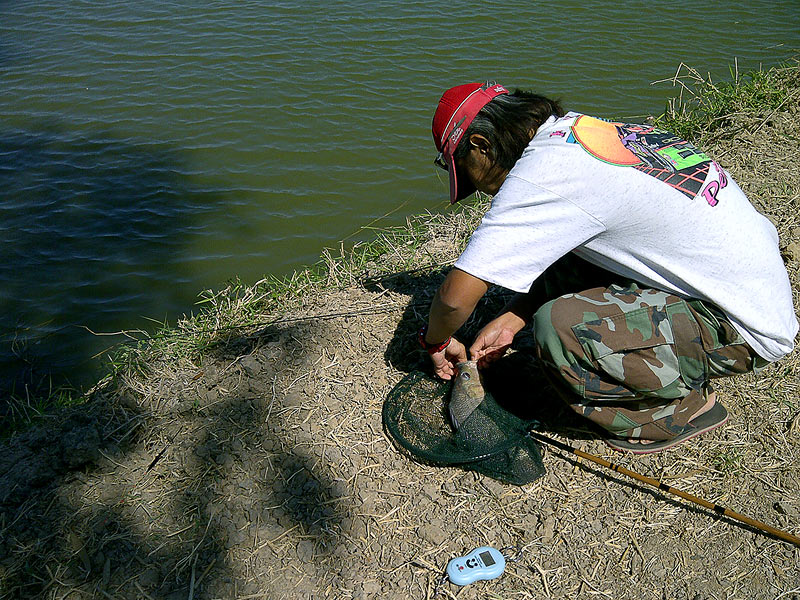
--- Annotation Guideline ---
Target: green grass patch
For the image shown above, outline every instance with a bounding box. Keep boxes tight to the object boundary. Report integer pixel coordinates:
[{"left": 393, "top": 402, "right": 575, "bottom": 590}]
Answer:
[
  {"left": 711, "top": 447, "right": 745, "bottom": 475},
  {"left": 654, "top": 58, "right": 799, "bottom": 140},
  {"left": 1, "top": 381, "right": 85, "bottom": 438}
]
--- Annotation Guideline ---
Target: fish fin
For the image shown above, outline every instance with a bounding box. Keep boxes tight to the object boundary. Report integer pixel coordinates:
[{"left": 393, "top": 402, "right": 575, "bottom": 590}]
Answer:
[{"left": 448, "top": 402, "right": 461, "bottom": 431}]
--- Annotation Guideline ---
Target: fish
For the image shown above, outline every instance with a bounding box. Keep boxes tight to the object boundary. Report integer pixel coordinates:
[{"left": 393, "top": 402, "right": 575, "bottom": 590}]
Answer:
[{"left": 448, "top": 360, "right": 486, "bottom": 430}]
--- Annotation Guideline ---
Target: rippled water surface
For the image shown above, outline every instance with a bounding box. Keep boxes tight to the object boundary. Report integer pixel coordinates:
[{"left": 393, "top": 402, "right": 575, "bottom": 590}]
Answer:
[{"left": 2, "top": 0, "right": 799, "bottom": 392}]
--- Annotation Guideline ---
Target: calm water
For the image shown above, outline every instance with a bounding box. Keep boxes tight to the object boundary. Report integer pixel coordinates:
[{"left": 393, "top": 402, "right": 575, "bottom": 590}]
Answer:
[{"left": 2, "top": 0, "right": 799, "bottom": 394}]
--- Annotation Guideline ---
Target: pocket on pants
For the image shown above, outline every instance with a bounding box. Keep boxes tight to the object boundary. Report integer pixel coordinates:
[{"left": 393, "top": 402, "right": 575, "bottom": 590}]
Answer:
[
  {"left": 572, "top": 305, "right": 685, "bottom": 395},
  {"left": 687, "top": 299, "right": 758, "bottom": 377}
]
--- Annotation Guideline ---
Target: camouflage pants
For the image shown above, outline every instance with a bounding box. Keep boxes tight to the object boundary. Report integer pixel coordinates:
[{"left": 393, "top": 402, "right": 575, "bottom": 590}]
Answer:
[{"left": 530, "top": 254, "right": 766, "bottom": 440}]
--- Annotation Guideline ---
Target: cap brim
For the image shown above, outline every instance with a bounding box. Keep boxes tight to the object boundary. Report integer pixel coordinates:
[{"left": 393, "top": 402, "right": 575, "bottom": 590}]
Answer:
[{"left": 447, "top": 154, "right": 476, "bottom": 204}]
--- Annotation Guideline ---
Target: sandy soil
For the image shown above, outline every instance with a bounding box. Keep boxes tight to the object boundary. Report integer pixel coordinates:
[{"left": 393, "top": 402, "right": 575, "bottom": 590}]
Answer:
[{"left": 2, "top": 75, "right": 800, "bottom": 599}]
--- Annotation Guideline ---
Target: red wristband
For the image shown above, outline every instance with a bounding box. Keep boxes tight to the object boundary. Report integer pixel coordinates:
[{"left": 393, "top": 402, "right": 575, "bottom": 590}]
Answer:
[{"left": 418, "top": 325, "right": 451, "bottom": 354}]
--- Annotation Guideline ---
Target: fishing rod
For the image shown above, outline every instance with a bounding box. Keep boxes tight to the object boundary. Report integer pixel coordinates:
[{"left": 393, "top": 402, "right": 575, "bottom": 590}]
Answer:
[{"left": 528, "top": 430, "right": 800, "bottom": 549}]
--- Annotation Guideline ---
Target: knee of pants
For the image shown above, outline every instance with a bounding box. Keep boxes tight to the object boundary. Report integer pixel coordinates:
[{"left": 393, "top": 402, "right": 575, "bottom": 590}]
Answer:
[{"left": 532, "top": 296, "right": 580, "bottom": 367}]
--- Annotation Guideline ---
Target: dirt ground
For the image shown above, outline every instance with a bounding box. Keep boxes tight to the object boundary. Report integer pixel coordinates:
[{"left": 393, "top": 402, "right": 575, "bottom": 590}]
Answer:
[{"left": 2, "top": 79, "right": 800, "bottom": 599}]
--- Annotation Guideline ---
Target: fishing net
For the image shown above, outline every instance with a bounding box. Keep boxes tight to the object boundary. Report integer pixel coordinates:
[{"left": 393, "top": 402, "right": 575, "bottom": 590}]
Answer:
[{"left": 382, "top": 370, "right": 545, "bottom": 485}]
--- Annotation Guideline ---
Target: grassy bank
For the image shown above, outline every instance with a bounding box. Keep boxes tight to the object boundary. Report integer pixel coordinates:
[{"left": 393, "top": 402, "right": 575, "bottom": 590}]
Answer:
[{"left": 654, "top": 59, "right": 799, "bottom": 140}]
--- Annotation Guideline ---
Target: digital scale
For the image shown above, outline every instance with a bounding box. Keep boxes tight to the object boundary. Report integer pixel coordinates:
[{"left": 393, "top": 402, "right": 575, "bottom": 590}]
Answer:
[{"left": 445, "top": 546, "right": 507, "bottom": 586}]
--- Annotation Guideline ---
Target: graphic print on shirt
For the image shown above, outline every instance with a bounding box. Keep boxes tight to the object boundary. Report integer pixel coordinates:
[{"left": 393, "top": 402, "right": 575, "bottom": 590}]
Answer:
[{"left": 566, "top": 115, "right": 720, "bottom": 201}]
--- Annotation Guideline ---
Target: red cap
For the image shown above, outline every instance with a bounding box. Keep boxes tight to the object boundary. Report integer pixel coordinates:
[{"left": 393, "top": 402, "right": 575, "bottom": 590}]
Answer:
[{"left": 432, "top": 82, "right": 509, "bottom": 203}]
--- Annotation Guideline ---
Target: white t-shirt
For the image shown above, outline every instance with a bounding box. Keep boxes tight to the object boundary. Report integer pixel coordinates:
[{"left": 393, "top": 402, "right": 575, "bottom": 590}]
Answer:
[{"left": 455, "top": 112, "right": 798, "bottom": 362}]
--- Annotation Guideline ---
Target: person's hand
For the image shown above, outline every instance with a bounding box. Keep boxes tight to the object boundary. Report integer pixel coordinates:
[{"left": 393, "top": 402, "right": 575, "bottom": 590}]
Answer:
[
  {"left": 429, "top": 337, "right": 468, "bottom": 380},
  {"left": 469, "top": 314, "right": 523, "bottom": 367}
]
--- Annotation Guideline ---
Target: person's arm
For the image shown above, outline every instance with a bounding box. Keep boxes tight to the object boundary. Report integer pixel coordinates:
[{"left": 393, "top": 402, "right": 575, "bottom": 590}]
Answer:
[{"left": 424, "top": 268, "right": 489, "bottom": 379}]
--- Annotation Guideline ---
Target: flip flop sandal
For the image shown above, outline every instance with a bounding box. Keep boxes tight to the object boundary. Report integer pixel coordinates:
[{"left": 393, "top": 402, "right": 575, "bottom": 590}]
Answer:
[{"left": 604, "top": 403, "right": 729, "bottom": 454}]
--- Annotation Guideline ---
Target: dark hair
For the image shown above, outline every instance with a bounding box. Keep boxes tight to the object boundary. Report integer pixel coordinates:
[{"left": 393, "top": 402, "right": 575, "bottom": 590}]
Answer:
[{"left": 453, "top": 89, "right": 564, "bottom": 171}]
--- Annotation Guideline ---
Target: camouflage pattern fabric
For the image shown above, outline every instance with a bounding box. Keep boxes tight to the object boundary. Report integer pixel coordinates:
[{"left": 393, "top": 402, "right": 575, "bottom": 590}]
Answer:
[{"left": 528, "top": 254, "right": 765, "bottom": 441}]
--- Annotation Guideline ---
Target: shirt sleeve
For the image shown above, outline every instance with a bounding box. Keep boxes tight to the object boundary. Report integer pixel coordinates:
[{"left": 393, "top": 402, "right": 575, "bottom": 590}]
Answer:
[{"left": 454, "top": 175, "right": 606, "bottom": 293}]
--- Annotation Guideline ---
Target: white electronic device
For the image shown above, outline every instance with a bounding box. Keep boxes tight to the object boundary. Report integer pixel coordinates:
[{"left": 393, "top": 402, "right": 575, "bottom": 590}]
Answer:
[{"left": 445, "top": 546, "right": 506, "bottom": 586}]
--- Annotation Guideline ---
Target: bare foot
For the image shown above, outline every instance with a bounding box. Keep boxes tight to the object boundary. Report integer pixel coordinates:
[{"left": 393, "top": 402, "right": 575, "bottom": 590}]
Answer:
[
  {"left": 690, "top": 390, "right": 716, "bottom": 420},
  {"left": 627, "top": 391, "right": 716, "bottom": 446}
]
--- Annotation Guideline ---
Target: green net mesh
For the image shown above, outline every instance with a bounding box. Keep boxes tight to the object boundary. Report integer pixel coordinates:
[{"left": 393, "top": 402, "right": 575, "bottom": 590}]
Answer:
[{"left": 382, "top": 370, "right": 545, "bottom": 485}]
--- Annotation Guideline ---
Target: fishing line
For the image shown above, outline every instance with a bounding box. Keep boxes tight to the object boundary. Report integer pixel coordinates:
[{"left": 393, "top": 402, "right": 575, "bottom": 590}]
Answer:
[
  {"left": 13, "top": 249, "right": 505, "bottom": 396},
  {"left": 85, "top": 302, "right": 421, "bottom": 359},
  {"left": 86, "top": 266, "right": 513, "bottom": 354},
  {"left": 6, "top": 299, "right": 428, "bottom": 394},
  {"left": 4, "top": 259, "right": 456, "bottom": 372},
  {"left": 337, "top": 194, "right": 444, "bottom": 245}
]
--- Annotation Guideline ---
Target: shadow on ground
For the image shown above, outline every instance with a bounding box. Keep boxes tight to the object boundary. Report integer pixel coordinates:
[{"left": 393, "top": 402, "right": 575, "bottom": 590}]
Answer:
[{"left": 0, "top": 317, "right": 353, "bottom": 598}]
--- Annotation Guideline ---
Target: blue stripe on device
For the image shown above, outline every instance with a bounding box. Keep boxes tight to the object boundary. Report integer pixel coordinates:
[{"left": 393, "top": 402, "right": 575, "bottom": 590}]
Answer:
[{"left": 446, "top": 546, "right": 506, "bottom": 586}]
